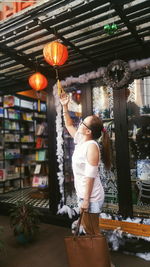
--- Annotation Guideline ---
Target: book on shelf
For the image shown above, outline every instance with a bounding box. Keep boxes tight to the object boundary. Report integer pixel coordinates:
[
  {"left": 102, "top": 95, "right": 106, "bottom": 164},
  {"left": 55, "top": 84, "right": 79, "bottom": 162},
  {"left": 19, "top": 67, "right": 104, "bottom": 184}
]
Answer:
[
  {"left": 4, "top": 120, "right": 19, "bottom": 130},
  {"left": 35, "top": 124, "right": 45, "bottom": 135},
  {"left": 35, "top": 150, "right": 46, "bottom": 161},
  {"left": 34, "top": 164, "right": 41, "bottom": 174},
  {"left": 0, "top": 169, "right": 6, "bottom": 181},
  {"left": 21, "top": 135, "right": 34, "bottom": 143},
  {"left": 5, "top": 149, "right": 20, "bottom": 159},
  {"left": 34, "top": 112, "right": 46, "bottom": 119},
  {"left": 0, "top": 107, "right": 4, "bottom": 117},
  {"left": 22, "top": 112, "right": 33, "bottom": 121},
  {"left": 4, "top": 108, "right": 20, "bottom": 119},
  {"left": 36, "top": 137, "right": 43, "bottom": 148},
  {"left": 40, "top": 103, "right": 46, "bottom": 112},
  {"left": 32, "top": 175, "right": 48, "bottom": 187},
  {"left": 33, "top": 102, "right": 46, "bottom": 112},
  {"left": 23, "top": 154, "right": 35, "bottom": 164},
  {"left": 3, "top": 95, "right": 20, "bottom": 108},
  {"left": 39, "top": 138, "right": 48, "bottom": 149},
  {"left": 29, "top": 124, "right": 34, "bottom": 132},
  {"left": 0, "top": 136, "right": 4, "bottom": 148},
  {"left": 0, "top": 150, "right": 3, "bottom": 160},
  {"left": 4, "top": 133, "right": 20, "bottom": 142},
  {"left": 20, "top": 99, "right": 33, "bottom": 110}
]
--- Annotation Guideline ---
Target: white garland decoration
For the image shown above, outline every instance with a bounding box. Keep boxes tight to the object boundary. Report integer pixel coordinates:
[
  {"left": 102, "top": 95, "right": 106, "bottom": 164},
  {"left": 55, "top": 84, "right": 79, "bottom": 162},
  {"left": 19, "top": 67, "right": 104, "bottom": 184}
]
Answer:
[{"left": 53, "top": 84, "right": 65, "bottom": 207}]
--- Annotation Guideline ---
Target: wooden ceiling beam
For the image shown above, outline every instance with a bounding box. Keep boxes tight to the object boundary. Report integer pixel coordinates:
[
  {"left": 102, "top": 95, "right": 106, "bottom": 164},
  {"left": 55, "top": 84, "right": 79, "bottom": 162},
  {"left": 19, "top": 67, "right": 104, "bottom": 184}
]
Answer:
[
  {"left": 0, "top": 43, "right": 56, "bottom": 79},
  {"left": 0, "top": 43, "right": 37, "bottom": 70},
  {"left": 111, "top": 1, "right": 146, "bottom": 48},
  {"left": 34, "top": 18, "right": 100, "bottom": 69}
]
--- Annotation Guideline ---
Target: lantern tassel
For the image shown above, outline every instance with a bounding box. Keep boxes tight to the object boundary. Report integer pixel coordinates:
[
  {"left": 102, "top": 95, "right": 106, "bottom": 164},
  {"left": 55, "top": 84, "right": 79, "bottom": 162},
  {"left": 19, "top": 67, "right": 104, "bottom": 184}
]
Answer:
[
  {"left": 55, "top": 67, "right": 65, "bottom": 96},
  {"left": 36, "top": 91, "right": 41, "bottom": 112},
  {"left": 57, "top": 79, "right": 65, "bottom": 96},
  {"left": 38, "top": 99, "right": 41, "bottom": 112}
]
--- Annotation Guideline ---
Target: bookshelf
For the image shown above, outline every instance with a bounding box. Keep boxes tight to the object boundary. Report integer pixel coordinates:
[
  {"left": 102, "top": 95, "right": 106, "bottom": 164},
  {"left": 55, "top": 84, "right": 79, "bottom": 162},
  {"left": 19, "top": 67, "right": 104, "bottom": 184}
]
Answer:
[
  {"left": 31, "top": 110, "right": 49, "bottom": 199},
  {"left": 0, "top": 95, "right": 48, "bottom": 194}
]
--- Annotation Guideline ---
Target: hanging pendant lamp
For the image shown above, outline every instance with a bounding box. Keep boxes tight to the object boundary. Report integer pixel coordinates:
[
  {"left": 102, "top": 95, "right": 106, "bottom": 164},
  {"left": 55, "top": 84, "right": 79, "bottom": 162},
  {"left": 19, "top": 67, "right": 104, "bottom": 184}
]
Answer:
[
  {"left": 43, "top": 41, "right": 68, "bottom": 96},
  {"left": 28, "top": 72, "right": 48, "bottom": 111},
  {"left": 43, "top": 41, "right": 68, "bottom": 66}
]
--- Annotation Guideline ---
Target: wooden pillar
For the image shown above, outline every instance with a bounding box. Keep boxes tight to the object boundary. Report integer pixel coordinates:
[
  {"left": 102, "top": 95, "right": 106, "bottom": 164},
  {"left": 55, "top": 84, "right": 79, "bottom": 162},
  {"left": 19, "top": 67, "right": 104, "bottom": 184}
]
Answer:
[{"left": 113, "top": 87, "right": 133, "bottom": 217}]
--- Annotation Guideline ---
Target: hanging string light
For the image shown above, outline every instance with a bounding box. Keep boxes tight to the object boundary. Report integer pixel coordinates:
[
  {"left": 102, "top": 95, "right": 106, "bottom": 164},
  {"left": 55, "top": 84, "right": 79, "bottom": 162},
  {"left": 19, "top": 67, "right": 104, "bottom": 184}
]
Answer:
[{"left": 43, "top": 41, "right": 68, "bottom": 96}]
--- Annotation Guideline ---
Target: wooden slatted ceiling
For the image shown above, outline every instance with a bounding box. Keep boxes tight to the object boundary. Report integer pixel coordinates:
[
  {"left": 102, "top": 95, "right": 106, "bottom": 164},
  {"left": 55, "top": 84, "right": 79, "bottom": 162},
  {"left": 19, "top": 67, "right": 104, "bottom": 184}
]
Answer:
[{"left": 0, "top": 0, "right": 150, "bottom": 93}]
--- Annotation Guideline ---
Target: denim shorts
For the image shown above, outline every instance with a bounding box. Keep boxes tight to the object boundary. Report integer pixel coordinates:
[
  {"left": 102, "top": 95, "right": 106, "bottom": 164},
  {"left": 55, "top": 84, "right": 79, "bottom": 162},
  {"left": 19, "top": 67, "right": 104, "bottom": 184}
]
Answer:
[{"left": 78, "top": 198, "right": 104, "bottom": 214}]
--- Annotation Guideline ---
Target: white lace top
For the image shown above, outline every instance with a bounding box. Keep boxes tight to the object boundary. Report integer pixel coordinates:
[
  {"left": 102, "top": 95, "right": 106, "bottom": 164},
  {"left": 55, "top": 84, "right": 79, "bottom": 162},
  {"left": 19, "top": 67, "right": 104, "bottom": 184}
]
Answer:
[{"left": 72, "top": 140, "right": 104, "bottom": 202}]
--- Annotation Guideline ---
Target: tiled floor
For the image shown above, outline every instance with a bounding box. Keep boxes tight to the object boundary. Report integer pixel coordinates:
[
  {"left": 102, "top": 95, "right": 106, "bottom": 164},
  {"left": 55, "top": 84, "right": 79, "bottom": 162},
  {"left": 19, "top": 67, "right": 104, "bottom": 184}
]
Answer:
[
  {"left": 0, "top": 188, "right": 150, "bottom": 217},
  {"left": 0, "top": 188, "right": 49, "bottom": 208}
]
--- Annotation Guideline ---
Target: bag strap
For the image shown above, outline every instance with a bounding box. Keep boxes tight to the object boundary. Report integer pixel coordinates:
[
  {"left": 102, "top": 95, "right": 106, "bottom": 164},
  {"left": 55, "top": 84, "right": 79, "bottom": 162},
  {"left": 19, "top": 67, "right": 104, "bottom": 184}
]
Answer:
[
  {"left": 74, "top": 211, "right": 95, "bottom": 236},
  {"left": 74, "top": 211, "right": 84, "bottom": 236}
]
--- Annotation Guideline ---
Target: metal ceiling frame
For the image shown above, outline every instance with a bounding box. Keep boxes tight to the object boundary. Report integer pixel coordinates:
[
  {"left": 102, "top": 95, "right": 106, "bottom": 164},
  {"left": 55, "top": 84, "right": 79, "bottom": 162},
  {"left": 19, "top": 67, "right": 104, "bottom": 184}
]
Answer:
[{"left": 0, "top": 0, "right": 150, "bottom": 93}]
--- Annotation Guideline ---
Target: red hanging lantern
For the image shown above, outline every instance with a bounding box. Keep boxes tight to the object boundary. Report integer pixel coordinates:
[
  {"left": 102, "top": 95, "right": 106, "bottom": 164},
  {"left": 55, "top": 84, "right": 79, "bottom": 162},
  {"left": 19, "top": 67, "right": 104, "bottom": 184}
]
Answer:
[
  {"left": 28, "top": 72, "right": 48, "bottom": 111},
  {"left": 28, "top": 72, "right": 48, "bottom": 91},
  {"left": 43, "top": 41, "right": 68, "bottom": 66},
  {"left": 43, "top": 41, "right": 68, "bottom": 96}
]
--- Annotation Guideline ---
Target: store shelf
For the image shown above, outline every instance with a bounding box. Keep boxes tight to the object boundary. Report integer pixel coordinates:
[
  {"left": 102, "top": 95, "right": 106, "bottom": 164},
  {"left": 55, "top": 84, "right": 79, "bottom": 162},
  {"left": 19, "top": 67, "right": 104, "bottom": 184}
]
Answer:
[{"left": 0, "top": 95, "right": 48, "bottom": 194}]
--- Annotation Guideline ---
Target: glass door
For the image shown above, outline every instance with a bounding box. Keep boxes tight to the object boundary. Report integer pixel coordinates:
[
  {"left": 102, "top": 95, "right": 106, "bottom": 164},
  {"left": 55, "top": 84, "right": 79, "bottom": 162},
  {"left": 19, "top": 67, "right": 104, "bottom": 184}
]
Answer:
[
  {"left": 63, "top": 89, "right": 82, "bottom": 207},
  {"left": 127, "top": 78, "right": 150, "bottom": 217},
  {"left": 92, "top": 82, "right": 118, "bottom": 215}
]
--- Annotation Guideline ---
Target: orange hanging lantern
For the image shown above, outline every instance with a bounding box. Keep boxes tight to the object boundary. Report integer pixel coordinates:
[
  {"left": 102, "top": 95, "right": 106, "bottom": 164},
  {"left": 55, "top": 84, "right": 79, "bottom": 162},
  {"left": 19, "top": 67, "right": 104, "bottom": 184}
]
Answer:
[
  {"left": 28, "top": 72, "right": 48, "bottom": 91},
  {"left": 28, "top": 72, "right": 48, "bottom": 111},
  {"left": 43, "top": 41, "right": 68, "bottom": 96},
  {"left": 43, "top": 41, "right": 68, "bottom": 66}
]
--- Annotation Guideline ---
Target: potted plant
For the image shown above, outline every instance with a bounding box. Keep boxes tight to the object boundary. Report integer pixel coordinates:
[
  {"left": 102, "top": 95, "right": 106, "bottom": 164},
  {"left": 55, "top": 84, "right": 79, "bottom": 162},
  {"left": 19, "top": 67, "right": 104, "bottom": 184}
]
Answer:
[{"left": 10, "top": 201, "right": 41, "bottom": 244}]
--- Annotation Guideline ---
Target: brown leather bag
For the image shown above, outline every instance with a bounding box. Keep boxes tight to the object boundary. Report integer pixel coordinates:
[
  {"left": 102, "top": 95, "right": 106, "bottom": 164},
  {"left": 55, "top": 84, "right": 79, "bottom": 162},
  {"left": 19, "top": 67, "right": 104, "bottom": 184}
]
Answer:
[{"left": 64, "top": 212, "right": 111, "bottom": 267}]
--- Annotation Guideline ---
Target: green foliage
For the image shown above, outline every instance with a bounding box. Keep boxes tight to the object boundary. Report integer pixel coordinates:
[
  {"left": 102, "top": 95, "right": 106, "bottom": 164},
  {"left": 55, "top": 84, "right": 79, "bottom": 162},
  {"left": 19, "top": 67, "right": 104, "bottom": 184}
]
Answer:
[
  {"left": 9, "top": 201, "right": 41, "bottom": 241},
  {"left": 141, "top": 105, "right": 150, "bottom": 114},
  {"left": 103, "top": 109, "right": 110, "bottom": 119}
]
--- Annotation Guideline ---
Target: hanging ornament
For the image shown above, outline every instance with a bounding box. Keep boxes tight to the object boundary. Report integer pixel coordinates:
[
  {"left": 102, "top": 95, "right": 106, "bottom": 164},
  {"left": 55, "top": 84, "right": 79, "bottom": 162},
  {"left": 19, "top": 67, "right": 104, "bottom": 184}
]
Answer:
[
  {"left": 43, "top": 41, "right": 68, "bottom": 96},
  {"left": 104, "top": 23, "right": 118, "bottom": 35},
  {"left": 104, "top": 60, "right": 131, "bottom": 89},
  {"left": 28, "top": 72, "right": 48, "bottom": 111}
]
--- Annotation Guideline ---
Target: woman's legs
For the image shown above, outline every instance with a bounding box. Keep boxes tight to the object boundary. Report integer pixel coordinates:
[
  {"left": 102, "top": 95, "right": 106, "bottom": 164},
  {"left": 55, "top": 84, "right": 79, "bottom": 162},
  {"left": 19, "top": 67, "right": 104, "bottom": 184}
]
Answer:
[{"left": 81, "top": 212, "right": 100, "bottom": 235}]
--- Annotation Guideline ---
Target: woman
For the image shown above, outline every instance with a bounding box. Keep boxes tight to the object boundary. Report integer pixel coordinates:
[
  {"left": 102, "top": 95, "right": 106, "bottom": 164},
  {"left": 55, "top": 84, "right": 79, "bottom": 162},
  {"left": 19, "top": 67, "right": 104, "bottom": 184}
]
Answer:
[{"left": 60, "top": 92, "right": 111, "bottom": 235}]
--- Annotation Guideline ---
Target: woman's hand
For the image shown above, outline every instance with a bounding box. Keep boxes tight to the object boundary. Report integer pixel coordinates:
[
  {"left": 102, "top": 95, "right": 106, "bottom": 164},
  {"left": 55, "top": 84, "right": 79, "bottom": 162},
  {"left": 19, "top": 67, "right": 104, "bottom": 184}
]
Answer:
[
  {"left": 80, "top": 199, "right": 89, "bottom": 213},
  {"left": 60, "top": 92, "right": 70, "bottom": 106}
]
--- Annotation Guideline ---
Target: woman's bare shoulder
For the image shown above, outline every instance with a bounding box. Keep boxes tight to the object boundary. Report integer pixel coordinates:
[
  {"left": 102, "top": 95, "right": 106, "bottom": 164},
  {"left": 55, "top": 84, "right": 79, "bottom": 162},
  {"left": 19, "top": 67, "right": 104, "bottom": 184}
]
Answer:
[{"left": 86, "top": 142, "right": 100, "bottom": 165}]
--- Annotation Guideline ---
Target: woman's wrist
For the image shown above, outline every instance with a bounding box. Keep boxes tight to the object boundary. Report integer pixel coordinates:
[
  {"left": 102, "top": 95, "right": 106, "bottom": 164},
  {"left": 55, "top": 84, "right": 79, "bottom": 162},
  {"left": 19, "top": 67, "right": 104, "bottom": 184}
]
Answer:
[
  {"left": 63, "top": 111, "right": 68, "bottom": 115},
  {"left": 83, "top": 198, "right": 89, "bottom": 202},
  {"left": 63, "top": 105, "right": 68, "bottom": 112}
]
